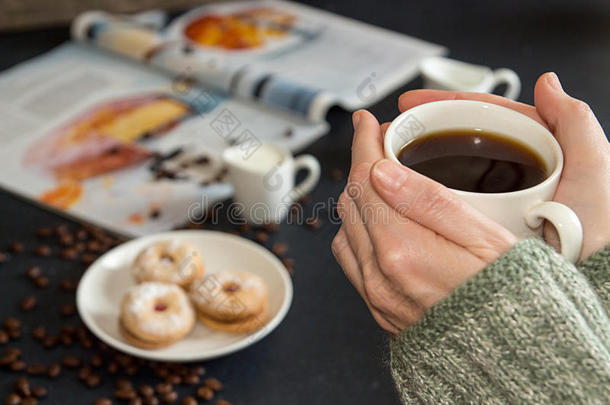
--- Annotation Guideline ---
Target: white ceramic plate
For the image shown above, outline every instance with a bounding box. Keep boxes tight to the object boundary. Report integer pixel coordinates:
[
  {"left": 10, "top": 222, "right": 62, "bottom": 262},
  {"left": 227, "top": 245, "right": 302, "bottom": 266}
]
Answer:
[{"left": 76, "top": 230, "right": 293, "bottom": 362}]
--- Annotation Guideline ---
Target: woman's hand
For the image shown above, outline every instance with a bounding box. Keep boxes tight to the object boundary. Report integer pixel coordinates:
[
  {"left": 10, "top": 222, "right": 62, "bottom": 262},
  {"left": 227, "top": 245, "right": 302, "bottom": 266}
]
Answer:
[
  {"left": 394, "top": 72, "right": 610, "bottom": 261},
  {"left": 332, "top": 110, "right": 517, "bottom": 334}
]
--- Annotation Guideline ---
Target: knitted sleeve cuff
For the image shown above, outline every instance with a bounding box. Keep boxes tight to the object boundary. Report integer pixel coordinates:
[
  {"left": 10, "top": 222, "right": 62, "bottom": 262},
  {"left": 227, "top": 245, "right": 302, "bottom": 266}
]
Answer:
[
  {"left": 390, "top": 237, "right": 610, "bottom": 404},
  {"left": 578, "top": 243, "right": 610, "bottom": 313}
]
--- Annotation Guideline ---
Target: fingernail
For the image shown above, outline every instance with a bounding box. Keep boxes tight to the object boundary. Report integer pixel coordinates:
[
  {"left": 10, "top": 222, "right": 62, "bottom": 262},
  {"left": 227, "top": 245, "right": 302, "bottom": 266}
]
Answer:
[
  {"left": 373, "top": 159, "right": 408, "bottom": 191},
  {"left": 352, "top": 111, "right": 361, "bottom": 129},
  {"left": 547, "top": 72, "right": 563, "bottom": 91}
]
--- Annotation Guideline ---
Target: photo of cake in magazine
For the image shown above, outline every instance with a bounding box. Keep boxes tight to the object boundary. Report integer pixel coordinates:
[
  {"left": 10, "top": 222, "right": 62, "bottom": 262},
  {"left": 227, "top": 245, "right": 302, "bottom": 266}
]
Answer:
[{"left": 0, "top": 0, "right": 446, "bottom": 236}]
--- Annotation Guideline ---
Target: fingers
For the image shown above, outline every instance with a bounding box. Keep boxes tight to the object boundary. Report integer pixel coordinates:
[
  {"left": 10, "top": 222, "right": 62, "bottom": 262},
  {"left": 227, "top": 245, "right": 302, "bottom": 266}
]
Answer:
[
  {"left": 331, "top": 227, "right": 365, "bottom": 298},
  {"left": 370, "top": 159, "right": 517, "bottom": 262},
  {"left": 335, "top": 191, "right": 405, "bottom": 333},
  {"left": 381, "top": 122, "right": 391, "bottom": 137},
  {"left": 534, "top": 72, "right": 609, "bottom": 165},
  {"left": 350, "top": 110, "right": 384, "bottom": 171},
  {"left": 398, "top": 89, "right": 547, "bottom": 128}
]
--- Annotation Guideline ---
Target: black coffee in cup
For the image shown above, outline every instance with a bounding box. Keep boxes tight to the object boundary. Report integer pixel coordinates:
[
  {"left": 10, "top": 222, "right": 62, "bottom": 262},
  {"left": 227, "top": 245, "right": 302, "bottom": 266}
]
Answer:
[{"left": 397, "top": 129, "right": 548, "bottom": 193}]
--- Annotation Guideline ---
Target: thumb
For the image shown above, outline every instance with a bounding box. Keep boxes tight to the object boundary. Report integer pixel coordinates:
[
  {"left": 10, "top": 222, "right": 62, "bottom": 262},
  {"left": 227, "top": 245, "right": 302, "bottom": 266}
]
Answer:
[
  {"left": 370, "top": 159, "right": 516, "bottom": 261},
  {"left": 534, "top": 72, "right": 608, "bottom": 166}
]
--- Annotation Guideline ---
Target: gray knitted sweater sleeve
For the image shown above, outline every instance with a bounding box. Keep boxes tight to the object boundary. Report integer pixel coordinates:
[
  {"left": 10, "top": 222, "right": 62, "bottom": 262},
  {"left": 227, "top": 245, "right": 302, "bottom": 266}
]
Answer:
[{"left": 389, "top": 238, "right": 610, "bottom": 404}]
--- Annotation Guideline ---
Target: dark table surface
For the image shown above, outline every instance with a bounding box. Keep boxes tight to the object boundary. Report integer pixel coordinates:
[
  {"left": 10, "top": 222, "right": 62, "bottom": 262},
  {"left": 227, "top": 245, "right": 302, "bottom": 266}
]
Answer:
[{"left": 0, "top": 1, "right": 608, "bottom": 404}]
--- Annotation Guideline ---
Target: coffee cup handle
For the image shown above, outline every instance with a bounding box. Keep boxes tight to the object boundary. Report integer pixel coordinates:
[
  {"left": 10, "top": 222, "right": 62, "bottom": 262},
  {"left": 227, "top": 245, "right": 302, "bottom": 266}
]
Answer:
[
  {"left": 291, "top": 155, "right": 321, "bottom": 201},
  {"left": 524, "top": 201, "right": 583, "bottom": 263},
  {"left": 491, "top": 68, "right": 521, "bottom": 101}
]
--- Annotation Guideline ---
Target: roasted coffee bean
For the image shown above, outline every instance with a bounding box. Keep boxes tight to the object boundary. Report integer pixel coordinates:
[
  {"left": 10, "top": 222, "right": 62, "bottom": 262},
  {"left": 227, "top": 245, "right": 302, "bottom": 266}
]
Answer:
[
  {"left": 15, "top": 377, "right": 31, "bottom": 396},
  {"left": 183, "top": 374, "right": 200, "bottom": 385},
  {"left": 86, "top": 374, "right": 101, "bottom": 388},
  {"left": 78, "top": 366, "right": 91, "bottom": 381},
  {"left": 34, "top": 277, "right": 50, "bottom": 289},
  {"left": 182, "top": 397, "right": 197, "bottom": 405},
  {"left": 0, "top": 252, "right": 7, "bottom": 263},
  {"left": 60, "top": 334, "right": 74, "bottom": 346},
  {"left": 143, "top": 397, "right": 159, "bottom": 405},
  {"left": 155, "top": 383, "right": 172, "bottom": 395},
  {"left": 55, "top": 224, "right": 69, "bottom": 236},
  {"left": 75, "top": 229, "right": 88, "bottom": 240},
  {"left": 62, "top": 355, "right": 82, "bottom": 368},
  {"left": 263, "top": 223, "right": 278, "bottom": 233},
  {"left": 129, "top": 398, "right": 143, "bottom": 405},
  {"left": 26, "top": 267, "right": 41, "bottom": 280},
  {"left": 254, "top": 232, "right": 268, "bottom": 243},
  {"left": 3, "top": 318, "right": 21, "bottom": 331},
  {"left": 0, "top": 356, "right": 14, "bottom": 367},
  {"left": 330, "top": 168, "right": 345, "bottom": 181},
  {"left": 58, "top": 234, "right": 73, "bottom": 247},
  {"left": 87, "top": 241, "right": 103, "bottom": 253},
  {"left": 161, "top": 392, "right": 178, "bottom": 403},
  {"left": 165, "top": 375, "right": 181, "bottom": 385},
  {"left": 154, "top": 366, "right": 169, "bottom": 378},
  {"left": 21, "top": 398, "right": 37, "bottom": 405},
  {"left": 7, "top": 329, "right": 20, "bottom": 340},
  {"left": 125, "top": 364, "right": 139, "bottom": 376},
  {"left": 271, "top": 243, "right": 288, "bottom": 256},
  {"left": 204, "top": 378, "right": 223, "bottom": 391},
  {"left": 36, "top": 228, "right": 52, "bottom": 238},
  {"left": 196, "top": 387, "right": 214, "bottom": 401},
  {"left": 3, "top": 393, "right": 21, "bottom": 405},
  {"left": 81, "top": 254, "right": 97, "bottom": 265},
  {"left": 47, "top": 363, "right": 61, "bottom": 378},
  {"left": 0, "top": 331, "right": 8, "bottom": 344},
  {"left": 117, "top": 378, "right": 133, "bottom": 390},
  {"left": 8, "top": 242, "right": 23, "bottom": 253},
  {"left": 282, "top": 258, "right": 295, "bottom": 274},
  {"left": 90, "top": 353, "right": 104, "bottom": 368},
  {"left": 3, "top": 348, "right": 20, "bottom": 358},
  {"left": 107, "top": 361, "right": 119, "bottom": 374},
  {"left": 26, "top": 363, "right": 46, "bottom": 376},
  {"left": 74, "top": 242, "right": 86, "bottom": 252},
  {"left": 237, "top": 224, "right": 250, "bottom": 234},
  {"left": 60, "top": 248, "right": 78, "bottom": 260},
  {"left": 34, "top": 245, "right": 51, "bottom": 257},
  {"left": 94, "top": 398, "right": 112, "bottom": 405},
  {"left": 31, "top": 386, "right": 47, "bottom": 399},
  {"left": 80, "top": 338, "right": 94, "bottom": 349},
  {"left": 32, "top": 326, "right": 46, "bottom": 340},
  {"left": 214, "top": 401, "right": 231, "bottom": 405},
  {"left": 9, "top": 360, "right": 26, "bottom": 371},
  {"left": 305, "top": 216, "right": 321, "bottom": 230},
  {"left": 60, "top": 325, "right": 75, "bottom": 335},
  {"left": 139, "top": 385, "right": 154, "bottom": 398},
  {"left": 115, "top": 388, "right": 136, "bottom": 400},
  {"left": 42, "top": 336, "right": 58, "bottom": 349},
  {"left": 60, "top": 303, "right": 76, "bottom": 317},
  {"left": 190, "top": 366, "right": 205, "bottom": 376},
  {"left": 115, "top": 354, "right": 133, "bottom": 368},
  {"left": 59, "top": 279, "right": 76, "bottom": 292}
]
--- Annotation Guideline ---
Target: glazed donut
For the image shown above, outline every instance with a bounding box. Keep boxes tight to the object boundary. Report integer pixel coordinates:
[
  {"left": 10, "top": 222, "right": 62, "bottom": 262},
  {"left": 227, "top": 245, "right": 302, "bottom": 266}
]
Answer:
[
  {"left": 133, "top": 241, "right": 204, "bottom": 287},
  {"left": 119, "top": 282, "right": 195, "bottom": 349},
  {"left": 190, "top": 270, "right": 269, "bottom": 334}
]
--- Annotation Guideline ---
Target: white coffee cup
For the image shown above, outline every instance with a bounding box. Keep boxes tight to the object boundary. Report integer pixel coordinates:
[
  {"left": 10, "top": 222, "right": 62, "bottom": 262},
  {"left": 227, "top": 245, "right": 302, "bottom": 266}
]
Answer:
[
  {"left": 420, "top": 57, "right": 521, "bottom": 100},
  {"left": 384, "top": 100, "right": 583, "bottom": 263},
  {"left": 222, "top": 142, "right": 321, "bottom": 224}
]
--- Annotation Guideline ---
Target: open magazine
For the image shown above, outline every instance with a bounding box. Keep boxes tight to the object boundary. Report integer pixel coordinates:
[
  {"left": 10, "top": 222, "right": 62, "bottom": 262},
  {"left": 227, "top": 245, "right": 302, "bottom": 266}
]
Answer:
[{"left": 0, "top": 0, "right": 446, "bottom": 236}]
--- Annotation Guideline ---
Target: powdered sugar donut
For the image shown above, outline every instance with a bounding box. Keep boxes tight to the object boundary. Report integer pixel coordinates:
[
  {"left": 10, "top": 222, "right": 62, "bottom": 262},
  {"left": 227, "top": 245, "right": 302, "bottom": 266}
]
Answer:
[
  {"left": 120, "top": 282, "right": 195, "bottom": 349},
  {"left": 133, "top": 240, "right": 204, "bottom": 287},
  {"left": 190, "top": 270, "right": 269, "bottom": 333}
]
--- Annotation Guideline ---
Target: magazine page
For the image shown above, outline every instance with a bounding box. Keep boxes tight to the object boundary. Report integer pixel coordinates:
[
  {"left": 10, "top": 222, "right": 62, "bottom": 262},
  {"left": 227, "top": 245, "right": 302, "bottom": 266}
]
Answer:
[
  {"left": 166, "top": 0, "right": 447, "bottom": 111},
  {"left": 0, "top": 43, "right": 328, "bottom": 236},
  {"left": 72, "top": 0, "right": 446, "bottom": 121}
]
